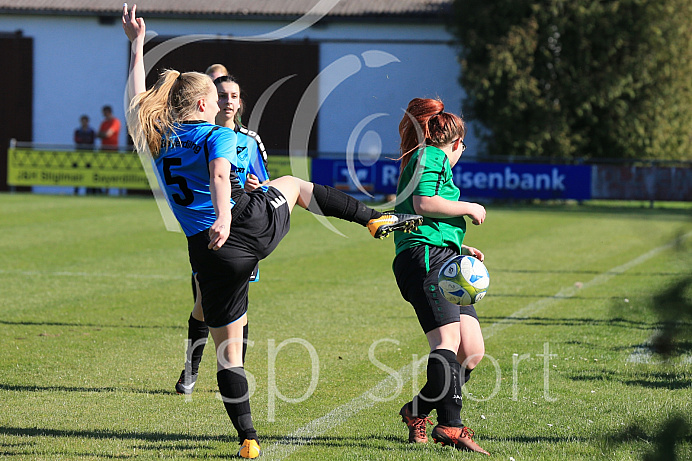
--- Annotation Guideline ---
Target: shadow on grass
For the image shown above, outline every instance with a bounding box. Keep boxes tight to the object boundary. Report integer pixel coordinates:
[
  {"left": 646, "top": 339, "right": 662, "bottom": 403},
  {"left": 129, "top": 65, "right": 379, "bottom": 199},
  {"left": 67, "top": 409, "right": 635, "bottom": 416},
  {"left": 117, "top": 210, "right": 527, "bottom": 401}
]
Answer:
[
  {"left": 485, "top": 293, "right": 666, "bottom": 301},
  {"left": 482, "top": 434, "right": 594, "bottom": 444},
  {"left": 0, "top": 428, "right": 231, "bottom": 459},
  {"left": 481, "top": 315, "right": 675, "bottom": 330},
  {"left": 623, "top": 378, "right": 692, "bottom": 390},
  {"left": 6, "top": 425, "right": 677, "bottom": 458},
  {"left": 623, "top": 368, "right": 692, "bottom": 390},
  {"left": 610, "top": 238, "right": 692, "bottom": 354},
  {"left": 570, "top": 370, "right": 691, "bottom": 390},
  {"left": 0, "top": 426, "right": 401, "bottom": 444},
  {"left": 0, "top": 427, "right": 415, "bottom": 458},
  {"left": 0, "top": 320, "right": 180, "bottom": 330},
  {"left": 606, "top": 414, "right": 692, "bottom": 461},
  {"left": 493, "top": 268, "right": 680, "bottom": 277},
  {"left": 0, "top": 450, "right": 141, "bottom": 459},
  {"left": 0, "top": 426, "right": 229, "bottom": 443},
  {"left": 655, "top": 340, "right": 692, "bottom": 356},
  {"left": 644, "top": 277, "right": 692, "bottom": 358},
  {"left": 0, "top": 383, "right": 176, "bottom": 396}
]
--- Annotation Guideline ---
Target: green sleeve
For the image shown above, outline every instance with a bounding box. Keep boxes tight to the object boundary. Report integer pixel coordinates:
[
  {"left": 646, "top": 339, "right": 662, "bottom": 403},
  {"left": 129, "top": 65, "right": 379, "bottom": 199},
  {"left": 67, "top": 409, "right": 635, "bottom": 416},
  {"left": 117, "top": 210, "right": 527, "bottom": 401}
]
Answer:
[{"left": 411, "top": 148, "right": 447, "bottom": 197}]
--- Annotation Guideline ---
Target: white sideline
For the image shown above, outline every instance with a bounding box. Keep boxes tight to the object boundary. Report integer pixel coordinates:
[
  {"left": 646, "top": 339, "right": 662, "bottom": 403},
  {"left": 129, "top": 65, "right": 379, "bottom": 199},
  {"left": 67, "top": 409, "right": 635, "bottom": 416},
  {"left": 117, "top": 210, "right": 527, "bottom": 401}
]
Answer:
[
  {"left": 262, "top": 361, "right": 418, "bottom": 459},
  {"left": 262, "top": 232, "right": 691, "bottom": 460}
]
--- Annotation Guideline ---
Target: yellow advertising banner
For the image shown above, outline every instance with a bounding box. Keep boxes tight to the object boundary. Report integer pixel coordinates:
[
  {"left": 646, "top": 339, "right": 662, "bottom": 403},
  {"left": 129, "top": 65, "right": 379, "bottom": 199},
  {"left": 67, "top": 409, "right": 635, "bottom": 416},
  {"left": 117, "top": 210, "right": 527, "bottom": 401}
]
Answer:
[{"left": 7, "top": 148, "right": 150, "bottom": 189}]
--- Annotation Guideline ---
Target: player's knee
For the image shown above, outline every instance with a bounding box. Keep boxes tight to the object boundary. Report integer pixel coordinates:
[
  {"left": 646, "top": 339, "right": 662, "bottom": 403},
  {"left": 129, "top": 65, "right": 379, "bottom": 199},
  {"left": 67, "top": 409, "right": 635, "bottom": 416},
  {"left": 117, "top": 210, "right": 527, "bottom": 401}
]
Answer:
[
  {"left": 460, "top": 349, "right": 484, "bottom": 369},
  {"left": 467, "top": 355, "right": 483, "bottom": 370},
  {"left": 192, "top": 302, "right": 204, "bottom": 320}
]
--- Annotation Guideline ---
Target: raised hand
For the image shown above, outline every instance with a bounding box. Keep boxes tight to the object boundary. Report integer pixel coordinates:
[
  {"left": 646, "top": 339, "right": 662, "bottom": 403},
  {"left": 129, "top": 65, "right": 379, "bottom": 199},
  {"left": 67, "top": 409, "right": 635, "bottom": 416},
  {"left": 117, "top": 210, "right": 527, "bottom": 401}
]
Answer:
[{"left": 122, "top": 3, "right": 146, "bottom": 43}]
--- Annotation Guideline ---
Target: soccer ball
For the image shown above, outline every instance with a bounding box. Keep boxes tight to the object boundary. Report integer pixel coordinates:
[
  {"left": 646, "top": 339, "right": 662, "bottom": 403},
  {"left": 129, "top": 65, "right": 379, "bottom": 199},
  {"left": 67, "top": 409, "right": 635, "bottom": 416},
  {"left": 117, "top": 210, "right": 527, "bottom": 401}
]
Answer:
[{"left": 438, "top": 255, "right": 490, "bottom": 305}]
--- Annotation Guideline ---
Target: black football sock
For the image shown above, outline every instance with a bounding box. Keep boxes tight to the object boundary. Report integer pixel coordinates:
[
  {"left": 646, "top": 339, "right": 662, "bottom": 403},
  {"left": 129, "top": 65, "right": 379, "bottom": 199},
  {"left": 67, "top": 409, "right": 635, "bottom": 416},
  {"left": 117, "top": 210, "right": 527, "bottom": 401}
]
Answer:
[
  {"left": 217, "top": 367, "right": 258, "bottom": 443},
  {"left": 306, "top": 184, "right": 381, "bottom": 226},
  {"left": 411, "top": 385, "right": 435, "bottom": 417},
  {"left": 412, "top": 349, "right": 463, "bottom": 425},
  {"left": 434, "top": 349, "right": 463, "bottom": 426},
  {"left": 411, "top": 349, "right": 448, "bottom": 417},
  {"left": 242, "top": 323, "right": 249, "bottom": 364},
  {"left": 462, "top": 367, "right": 473, "bottom": 386},
  {"left": 186, "top": 314, "right": 208, "bottom": 375}
]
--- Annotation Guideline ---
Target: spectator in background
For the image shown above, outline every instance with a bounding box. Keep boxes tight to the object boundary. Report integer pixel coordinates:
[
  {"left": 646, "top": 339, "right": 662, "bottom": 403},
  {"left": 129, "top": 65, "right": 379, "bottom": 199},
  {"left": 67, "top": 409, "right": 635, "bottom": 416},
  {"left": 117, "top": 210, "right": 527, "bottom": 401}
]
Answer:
[
  {"left": 98, "top": 105, "right": 123, "bottom": 195},
  {"left": 74, "top": 115, "right": 95, "bottom": 150},
  {"left": 73, "top": 115, "right": 97, "bottom": 195},
  {"left": 98, "top": 105, "right": 121, "bottom": 151},
  {"left": 205, "top": 63, "right": 228, "bottom": 81}
]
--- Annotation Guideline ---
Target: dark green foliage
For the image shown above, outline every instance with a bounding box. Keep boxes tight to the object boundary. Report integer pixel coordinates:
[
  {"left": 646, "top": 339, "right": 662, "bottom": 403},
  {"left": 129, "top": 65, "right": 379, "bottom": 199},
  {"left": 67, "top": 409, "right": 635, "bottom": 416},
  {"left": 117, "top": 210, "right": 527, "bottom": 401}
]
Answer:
[
  {"left": 451, "top": 0, "right": 692, "bottom": 160},
  {"left": 607, "top": 414, "right": 691, "bottom": 461}
]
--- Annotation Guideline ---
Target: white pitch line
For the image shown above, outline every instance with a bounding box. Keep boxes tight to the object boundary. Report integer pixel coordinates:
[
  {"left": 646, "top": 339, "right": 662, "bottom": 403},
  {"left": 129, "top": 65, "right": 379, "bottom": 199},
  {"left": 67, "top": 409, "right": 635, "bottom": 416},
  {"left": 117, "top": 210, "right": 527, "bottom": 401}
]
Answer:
[
  {"left": 261, "top": 360, "right": 418, "bottom": 459},
  {"left": 262, "top": 232, "right": 691, "bottom": 460}
]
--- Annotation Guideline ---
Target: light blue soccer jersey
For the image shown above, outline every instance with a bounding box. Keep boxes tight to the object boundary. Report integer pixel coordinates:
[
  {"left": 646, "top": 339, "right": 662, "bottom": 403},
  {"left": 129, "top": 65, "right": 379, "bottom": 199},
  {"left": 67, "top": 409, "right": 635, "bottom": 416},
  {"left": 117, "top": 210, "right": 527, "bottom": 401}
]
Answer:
[
  {"left": 154, "top": 121, "right": 242, "bottom": 236},
  {"left": 234, "top": 125, "right": 270, "bottom": 283},
  {"left": 154, "top": 121, "right": 272, "bottom": 238},
  {"left": 237, "top": 126, "right": 270, "bottom": 183}
]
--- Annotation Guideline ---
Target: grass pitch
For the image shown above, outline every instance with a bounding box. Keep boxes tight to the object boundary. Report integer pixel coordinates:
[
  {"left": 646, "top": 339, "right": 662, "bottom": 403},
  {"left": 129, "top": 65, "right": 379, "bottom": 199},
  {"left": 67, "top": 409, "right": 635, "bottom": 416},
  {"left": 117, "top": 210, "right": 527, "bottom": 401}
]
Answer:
[{"left": 1, "top": 193, "right": 691, "bottom": 460}]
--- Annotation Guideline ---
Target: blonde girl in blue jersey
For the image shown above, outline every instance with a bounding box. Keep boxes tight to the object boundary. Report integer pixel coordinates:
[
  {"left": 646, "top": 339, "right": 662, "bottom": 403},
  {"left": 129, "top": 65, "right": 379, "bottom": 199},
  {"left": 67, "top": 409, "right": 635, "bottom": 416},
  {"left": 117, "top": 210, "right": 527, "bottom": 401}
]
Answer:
[
  {"left": 393, "top": 97, "right": 489, "bottom": 455},
  {"left": 122, "top": 5, "right": 421, "bottom": 458},
  {"left": 175, "top": 73, "right": 272, "bottom": 396}
]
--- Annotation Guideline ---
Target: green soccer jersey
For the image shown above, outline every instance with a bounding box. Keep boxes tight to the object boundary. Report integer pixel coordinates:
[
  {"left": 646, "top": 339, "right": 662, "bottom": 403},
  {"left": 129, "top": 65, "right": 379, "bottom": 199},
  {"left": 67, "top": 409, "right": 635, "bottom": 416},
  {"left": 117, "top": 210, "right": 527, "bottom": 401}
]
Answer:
[{"left": 394, "top": 146, "right": 467, "bottom": 255}]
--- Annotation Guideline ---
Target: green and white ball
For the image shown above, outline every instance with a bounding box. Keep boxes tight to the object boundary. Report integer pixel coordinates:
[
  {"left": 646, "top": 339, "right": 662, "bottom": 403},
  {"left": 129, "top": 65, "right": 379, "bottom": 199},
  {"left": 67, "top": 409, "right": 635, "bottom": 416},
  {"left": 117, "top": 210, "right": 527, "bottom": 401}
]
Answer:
[{"left": 438, "top": 255, "right": 490, "bottom": 305}]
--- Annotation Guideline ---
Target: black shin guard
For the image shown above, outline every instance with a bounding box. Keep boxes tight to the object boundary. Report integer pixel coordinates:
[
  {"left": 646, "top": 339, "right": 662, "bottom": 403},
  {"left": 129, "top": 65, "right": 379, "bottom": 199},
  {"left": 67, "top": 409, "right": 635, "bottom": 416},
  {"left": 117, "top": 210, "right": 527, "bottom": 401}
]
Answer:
[
  {"left": 306, "top": 184, "right": 381, "bottom": 226},
  {"left": 217, "top": 368, "right": 257, "bottom": 442},
  {"left": 186, "top": 314, "right": 208, "bottom": 374},
  {"left": 412, "top": 349, "right": 463, "bottom": 425}
]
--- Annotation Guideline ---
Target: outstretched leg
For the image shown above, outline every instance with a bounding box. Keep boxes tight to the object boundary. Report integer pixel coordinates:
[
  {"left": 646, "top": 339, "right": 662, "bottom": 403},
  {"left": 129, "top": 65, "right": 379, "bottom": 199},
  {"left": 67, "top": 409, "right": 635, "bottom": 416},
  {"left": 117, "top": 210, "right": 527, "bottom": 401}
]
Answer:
[{"left": 267, "top": 176, "right": 422, "bottom": 238}]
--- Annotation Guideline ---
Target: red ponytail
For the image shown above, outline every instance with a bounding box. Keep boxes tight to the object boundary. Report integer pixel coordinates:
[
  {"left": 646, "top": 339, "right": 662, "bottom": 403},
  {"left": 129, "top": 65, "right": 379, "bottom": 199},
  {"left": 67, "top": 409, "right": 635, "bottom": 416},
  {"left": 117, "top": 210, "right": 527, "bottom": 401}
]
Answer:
[{"left": 398, "top": 98, "right": 465, "bottom": 171}]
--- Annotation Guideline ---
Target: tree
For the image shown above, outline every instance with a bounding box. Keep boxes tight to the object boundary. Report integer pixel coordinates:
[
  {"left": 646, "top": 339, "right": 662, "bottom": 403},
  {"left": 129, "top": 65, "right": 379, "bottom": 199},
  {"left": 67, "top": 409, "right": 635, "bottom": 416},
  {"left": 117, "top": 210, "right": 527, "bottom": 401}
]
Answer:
[{"left": 451, "top": 0, "right": 692, "bottom": 161}]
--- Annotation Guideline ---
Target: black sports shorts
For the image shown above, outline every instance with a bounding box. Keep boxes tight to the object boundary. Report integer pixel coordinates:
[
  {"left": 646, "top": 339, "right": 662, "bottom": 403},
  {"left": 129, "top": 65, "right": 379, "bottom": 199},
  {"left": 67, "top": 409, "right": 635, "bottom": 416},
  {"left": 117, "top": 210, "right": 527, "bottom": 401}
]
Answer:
[
  {"left": 187, "top": 186, "right": 291, "bottom": 328},
  {"left": 393, "top": 245, "right": 478, "bottom": 334}
]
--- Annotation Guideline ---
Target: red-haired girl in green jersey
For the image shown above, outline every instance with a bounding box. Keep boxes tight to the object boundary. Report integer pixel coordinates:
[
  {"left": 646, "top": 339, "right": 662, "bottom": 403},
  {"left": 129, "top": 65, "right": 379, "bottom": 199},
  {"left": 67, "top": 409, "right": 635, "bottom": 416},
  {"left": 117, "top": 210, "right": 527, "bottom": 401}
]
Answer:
[{"left": 393, "top": 97, "right": 489, "bottom": 455}]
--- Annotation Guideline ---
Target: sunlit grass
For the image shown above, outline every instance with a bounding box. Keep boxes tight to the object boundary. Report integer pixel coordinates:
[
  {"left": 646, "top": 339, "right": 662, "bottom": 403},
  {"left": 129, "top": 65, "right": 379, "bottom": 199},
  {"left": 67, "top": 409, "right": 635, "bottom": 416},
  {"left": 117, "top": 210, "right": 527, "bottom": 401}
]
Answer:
[{"left": 1, "top": 193, "right": 690, "bottom": 460}]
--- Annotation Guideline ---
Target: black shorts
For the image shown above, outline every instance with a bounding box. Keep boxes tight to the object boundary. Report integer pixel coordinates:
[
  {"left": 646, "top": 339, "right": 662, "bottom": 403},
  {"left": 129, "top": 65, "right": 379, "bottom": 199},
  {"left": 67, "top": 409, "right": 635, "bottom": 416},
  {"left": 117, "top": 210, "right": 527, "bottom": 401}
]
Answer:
[
  {"left": 393, "top": 245, "right": 478, "bottom": 334},
  {"left": 187, "top": 186, "right": 291, "bottom": 327}
]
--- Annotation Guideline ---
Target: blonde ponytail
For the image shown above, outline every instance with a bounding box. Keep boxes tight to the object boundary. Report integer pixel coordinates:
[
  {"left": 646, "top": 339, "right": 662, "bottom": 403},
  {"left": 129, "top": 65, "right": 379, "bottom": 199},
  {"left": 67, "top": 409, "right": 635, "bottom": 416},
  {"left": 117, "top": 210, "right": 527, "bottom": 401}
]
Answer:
[{"left": 127, "top": 69, "right": 213, "bottom": 158}]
